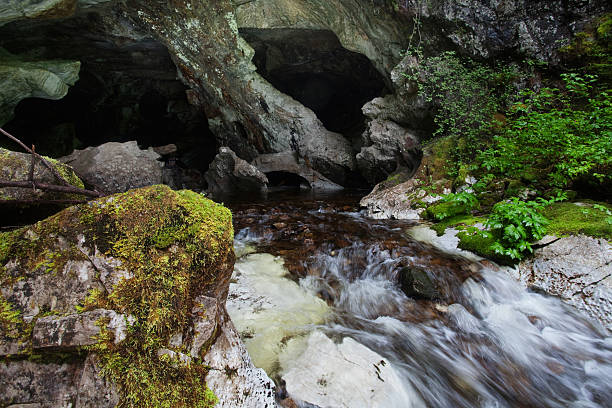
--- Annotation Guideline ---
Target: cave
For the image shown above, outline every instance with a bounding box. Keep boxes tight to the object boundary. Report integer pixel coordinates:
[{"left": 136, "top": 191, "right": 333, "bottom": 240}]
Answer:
[
  {"left": 0, "top": 11, "right": 217, "bottom": 180},
  {"left": 266, "top": 171, "right": 312, "bottom": 190},
  {"left": 240, "top": 28, "right": 388, "bottom": 143}
]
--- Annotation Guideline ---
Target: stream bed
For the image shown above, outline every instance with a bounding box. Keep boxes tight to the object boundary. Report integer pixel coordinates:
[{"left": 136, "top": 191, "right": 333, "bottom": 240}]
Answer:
[{"left": 223, "top": 192, "right": 612, "bottom": 408}]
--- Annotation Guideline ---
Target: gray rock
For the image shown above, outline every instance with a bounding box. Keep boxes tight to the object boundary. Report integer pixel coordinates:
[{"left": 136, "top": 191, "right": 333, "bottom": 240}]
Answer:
[
  {"left": 357, "top": 118, "right": 421, "bottom": 184},
  {"left": 189, "top": 296, "right": 219, "bottom": 358},
  {"left": 518, "top": 235, "right": 612, "bottom": 332},
  {"left": 205, "top": 147, "right": 268, "bottom": 194},
  {"left": 360, "top": 179, "right": 424, "bottom": 220},
  {"left": 203, "top": 311, "right": 277, "bottom": 408},
  {"left": 32, "top": 309, "right": 130, "bottom": 349},
  {"left": 0, "top": 355, "right": 119, "bottom": 408},
  {"left": 60, "top": 141, "right": 163, "bottom": 194},
  {"left": 398, "top": 266, "right": 439, "bottom": 300},
  {"left": 252, "top": 151, "right": 342, "bottom": 190},
  {"left": 0, "top": 48, "right": 80, "bottom": 126}
]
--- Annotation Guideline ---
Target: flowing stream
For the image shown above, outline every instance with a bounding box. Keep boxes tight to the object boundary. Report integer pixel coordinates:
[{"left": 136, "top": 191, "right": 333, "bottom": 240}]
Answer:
[{"left": 223, "top": 192, "right": 612, "bottom": 408}]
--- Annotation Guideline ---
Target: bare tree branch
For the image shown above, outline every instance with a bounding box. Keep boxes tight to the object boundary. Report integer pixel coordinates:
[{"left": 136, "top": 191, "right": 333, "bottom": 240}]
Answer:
[
  {"left": 0, "top": 180, "right": 100, "bottom": 197},
  {"left": 1, "top": 127, "right": 73, "bottom": 187}
]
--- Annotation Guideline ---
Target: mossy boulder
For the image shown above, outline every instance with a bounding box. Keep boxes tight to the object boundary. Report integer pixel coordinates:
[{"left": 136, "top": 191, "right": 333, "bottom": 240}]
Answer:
[{"left": 0, "top": 185, "right": 261, "bottom": 407}]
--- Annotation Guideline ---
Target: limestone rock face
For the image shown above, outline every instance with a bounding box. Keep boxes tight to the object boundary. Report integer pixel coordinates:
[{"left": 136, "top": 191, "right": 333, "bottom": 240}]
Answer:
[
  {"left": 518, "top": 235, "right": 612, "bottom": 332},
  {"left": 60, "top": 141, "right": 163, "bottom": 194},
  {"left": 0, "top": 48, "right": 80, "bottom": 126},
  {"left": 0, "top": 185, "right": 273, "bottom": 406},
  {"left": 357, "top": 118, "right": 421, "bottom": 184},
  {"left": 205, "top": 147, "right": 268, "bottom": 194},
  {"left": 252, "top": 151, "right": 343, "bottom": 190},
  {"left": 404, "top": 0, "right": 609, "bottom": 65}
]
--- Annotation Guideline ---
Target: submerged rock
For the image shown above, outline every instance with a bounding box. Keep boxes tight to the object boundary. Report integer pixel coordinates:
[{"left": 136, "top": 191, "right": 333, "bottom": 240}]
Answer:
[
  {"left": 0, "top": 185, "right": 275, "bottom": 406},
  {"left": 60, "top": 141, "right": 163, "bottom": 194},
  {"left": 226, "top": 253, "right": 330, "bottom": 376},
  {"left": 205, "top": 146, "right": 268, "bottom": 194},
  {"left": 279, "top": 330, "right": 421, "bottom": 408}
]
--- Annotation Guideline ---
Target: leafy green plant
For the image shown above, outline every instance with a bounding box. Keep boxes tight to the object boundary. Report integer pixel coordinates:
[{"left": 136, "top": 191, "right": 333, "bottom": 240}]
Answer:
[
  {"left": 477, "top": 194, "right": 566, "bottom": 260},
  {"left": 478, "top": 74, "right": 612, "bottom": 189}
]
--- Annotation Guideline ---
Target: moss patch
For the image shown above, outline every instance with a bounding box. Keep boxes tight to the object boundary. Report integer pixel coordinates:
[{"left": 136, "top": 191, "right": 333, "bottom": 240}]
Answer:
[
  {"left": 425, "top": 201, "right": 467, "bottom": 221},
  {"left": 543, "top": 201, "right": 612, "bottom": 240},
  {"left": 430, "top": 214, "right": 484, "bottom": 236},
  {"left": 457, "top": 229, "right": 515, "bottom": 265}
]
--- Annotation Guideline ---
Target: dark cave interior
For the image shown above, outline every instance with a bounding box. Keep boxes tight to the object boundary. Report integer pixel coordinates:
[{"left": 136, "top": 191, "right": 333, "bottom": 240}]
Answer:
[{"left": 240, "top": 28, "right": 388, "bottom": 142}]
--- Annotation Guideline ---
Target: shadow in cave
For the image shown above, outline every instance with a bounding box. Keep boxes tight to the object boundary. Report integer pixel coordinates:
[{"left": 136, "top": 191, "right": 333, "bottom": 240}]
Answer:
[
  {"left": 240, "top": 28, "right": 388, "bottom": 142},
  {"left": 266, "top": 171, "right": 312, "bottom": 191},
  {"left": 0, "top": 13, "right": 217, "bottom": 180}
]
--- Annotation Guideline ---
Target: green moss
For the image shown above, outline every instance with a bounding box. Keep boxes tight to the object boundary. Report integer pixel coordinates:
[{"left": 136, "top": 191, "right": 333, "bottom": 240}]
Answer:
[
  {"left": 457, "top": 229, "right": 515, "bottom": 265},
  {"left": 425, "top": 201, "right": 467, "bottom": 221},
  {"left": 430, "top": 214, "right": 484, "bottom": 236},
  {"left": 542, "top": 201, "right": 612, "bottom": 240},
  {"left": 0, "top": 294, "right": 22, "bottom": 340},
  {"left": 78, "top": 185, "right": 232, "bottom": 407}
]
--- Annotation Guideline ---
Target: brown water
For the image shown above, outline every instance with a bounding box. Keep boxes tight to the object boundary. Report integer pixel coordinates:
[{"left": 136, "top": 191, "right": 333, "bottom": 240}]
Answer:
[{"left": 226, "top": 191, "right": 612, "bottom": 408}]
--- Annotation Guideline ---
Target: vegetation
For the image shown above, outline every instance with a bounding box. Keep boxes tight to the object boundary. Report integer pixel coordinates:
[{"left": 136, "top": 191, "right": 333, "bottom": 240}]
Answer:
[{"left": 408, "top": 15, "right": 612, "bottom": 262}]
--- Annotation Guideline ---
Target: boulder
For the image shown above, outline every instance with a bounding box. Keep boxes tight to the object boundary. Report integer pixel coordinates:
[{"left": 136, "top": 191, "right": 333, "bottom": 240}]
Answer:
[
  {"left": 205, "top": 147, "right": 268, "bottom": 194},
  {"left": 0, "top": 48, "right": 80, "bottom": 126},
  {"left": 357, "top": 118, "right": 421, "bottom": 185},
  {"left": 60, "top": 141, "right": 163, "bottom": 194},
  {"left": 0, "top": 185, "right": 275, "bottom": 406},
  {"left": 360, "top": 178, "right": 425, "bottom": 220},
  {"left": 518, "top": 235, "right": 612, "bottom": 332}
]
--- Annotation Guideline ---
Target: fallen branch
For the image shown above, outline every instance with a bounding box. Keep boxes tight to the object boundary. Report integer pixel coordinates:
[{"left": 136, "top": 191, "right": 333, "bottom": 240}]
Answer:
[
  {"left": 0, "top": 127, "right": 102, "bottom": 199},
  {"left": 0, "top": 180, "right": 100, "bottom": 198},
  {"left": 1, "top": 127, "right": 73, "bottom": 188},
  {"left": 0, "top": 198, "right": 87, "bottom": 205}
]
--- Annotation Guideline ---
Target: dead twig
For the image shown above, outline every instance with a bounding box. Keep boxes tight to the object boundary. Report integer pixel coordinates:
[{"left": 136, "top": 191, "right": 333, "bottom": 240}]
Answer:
[
  {"left": 0, "top": 127, "right": 102, "bottom": 199},
  {"left": 1, "top": 127, "right": 73, "bottom": 188},
  {"left": 0, "top": 180, "right": 100, "bottom": 197}
]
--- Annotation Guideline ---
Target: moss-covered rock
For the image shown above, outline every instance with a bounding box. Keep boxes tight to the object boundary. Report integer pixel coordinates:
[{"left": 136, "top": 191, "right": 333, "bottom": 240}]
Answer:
[
  {"left": 543, "top": 201, "right": 612, "bottom": 240},
  {"left": 0, "top": 185, "right": 239, "bottom": 407}
]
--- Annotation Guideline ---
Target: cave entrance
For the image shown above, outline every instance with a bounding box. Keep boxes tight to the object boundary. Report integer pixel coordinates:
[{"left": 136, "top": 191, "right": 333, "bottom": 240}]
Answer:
[
  {"left": 266, "top": 171, "right": 312, "bottom": 190},
  {"left": 0, "top": 13, "right": 217, "bottom": 187},
  {"left": 240, "top": 28, "right": 388, "bottom": 142}
]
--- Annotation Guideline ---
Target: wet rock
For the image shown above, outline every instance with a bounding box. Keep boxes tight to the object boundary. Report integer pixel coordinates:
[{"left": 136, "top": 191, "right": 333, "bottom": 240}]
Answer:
[
  {"left": 205, "top": 147, "right": 268, "bottom": 194},
  {"left": 398, "top": 266, "right": 439, "bottom": 300},
  {"left": 518, "top": 235, "right": 612, "bottom": 332},
  {"left": 280, "top": 330, "right": 421, "bottom": 407},
  {"left": 151, "top": 143, "right": 177, "bottom": 157},
  {"left": 405, "top": 0, "right": 608, "bottom": 66},
  {"left": 226, "top": 253, "right": 330, "bottom": 375},
  {"left": 0, "top": 185, "right": 261, "bottom": 406},
  {"left": 0, "top": 48, "right": 80, "bottom": 126},
  {"left": 60, "top": 141, "right": 163, "bottom": 194},
  {"left": 188, "top": 296, "right": 220, "bottom": 358},
  {"left": 360, "top": 178, "right": 424, "bottom": 220},
  {"left": 32, "top": 309, "right": 131, "bottom": 349}
]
